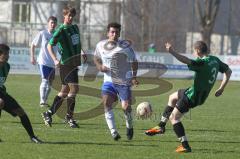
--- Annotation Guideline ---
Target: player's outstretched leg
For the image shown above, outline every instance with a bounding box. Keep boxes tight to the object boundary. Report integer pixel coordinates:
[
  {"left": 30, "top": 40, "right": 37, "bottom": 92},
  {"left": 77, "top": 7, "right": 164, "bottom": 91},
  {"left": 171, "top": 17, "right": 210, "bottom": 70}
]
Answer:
[
  {"left": 19, "top": 113, "right": 43, "bottom": 144},
  {"left": 145, "top": 105, "right": 173, "bottom": 136}
]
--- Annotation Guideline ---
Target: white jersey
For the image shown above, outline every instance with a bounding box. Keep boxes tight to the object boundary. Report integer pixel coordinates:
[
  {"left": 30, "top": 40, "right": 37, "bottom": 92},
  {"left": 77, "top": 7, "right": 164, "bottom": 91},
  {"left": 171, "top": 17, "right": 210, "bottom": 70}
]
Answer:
[
  {"left": 32, "top": 29, "right": 58, "bottom": 68},
  {"left": 94, "top": 39, "right": 137, "bottom": 85}
]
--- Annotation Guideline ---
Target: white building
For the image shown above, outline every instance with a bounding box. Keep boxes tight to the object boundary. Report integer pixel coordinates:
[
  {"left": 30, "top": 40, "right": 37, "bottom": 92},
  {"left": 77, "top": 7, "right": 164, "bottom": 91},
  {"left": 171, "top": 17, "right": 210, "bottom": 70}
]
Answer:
[{"left": 0, "top": 0, "right": 123, "bottom": 49}]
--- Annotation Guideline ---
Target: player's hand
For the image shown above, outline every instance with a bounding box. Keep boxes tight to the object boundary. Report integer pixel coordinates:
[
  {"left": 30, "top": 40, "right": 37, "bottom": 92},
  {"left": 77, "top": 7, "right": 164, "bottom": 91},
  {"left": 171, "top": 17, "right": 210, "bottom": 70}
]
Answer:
[
  {"left": 30, "top": 57, "right": 36, "bottom": 65},
  {"left": 165, "top": 42, "right": 174, "bottom": 53},
  {"left": 215, "top": 88, "right": 224, "bottom": 97},
  {"left": 100, "top": 65, "right": 110, "bottom": 72},
  {"left": 131, "top": 77, "right": 139, "bottom": 87},
  {"left": 54, "top": 59, "right": 60, "bottom": 68},
  {"left": 81, "top": 53, "right": 87, "bottom": 63}
]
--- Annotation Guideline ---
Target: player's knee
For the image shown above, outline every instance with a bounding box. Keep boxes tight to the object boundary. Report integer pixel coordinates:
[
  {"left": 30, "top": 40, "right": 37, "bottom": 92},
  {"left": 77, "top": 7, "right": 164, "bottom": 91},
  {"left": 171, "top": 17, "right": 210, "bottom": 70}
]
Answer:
[
  {"left": 0, "top": 98, "right": 4, "bottom": 109},
  {"left": 58, "top": 87, "right": 69, "bottom": 97},
  {"left": 169, "top": 93, "right": 177, "bottom": 101},
  {"left": 121, "top": 101, "right": 130, "bottom": 110},
  {"left": 168, "top": 94, "right": 178, "bottom": 105},
  {"left": 13, "top": 108, "right": 26, "bottom": 117},
  {"left": 69, "top": 84, "right": 79, "bottom": 94},
  {"left": 169, "top": 113, "right": 181, "bottom": 125}
]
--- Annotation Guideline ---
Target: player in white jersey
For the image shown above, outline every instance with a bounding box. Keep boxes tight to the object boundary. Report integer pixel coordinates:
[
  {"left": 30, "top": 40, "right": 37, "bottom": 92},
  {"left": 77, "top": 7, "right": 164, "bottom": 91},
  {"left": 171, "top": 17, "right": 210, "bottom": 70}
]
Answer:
[
  {"left": 30, "top": 16, "right": 58, "bottom": 107},
  {"left": 94, "top": 22, "right": 139, "bottom": 141}
]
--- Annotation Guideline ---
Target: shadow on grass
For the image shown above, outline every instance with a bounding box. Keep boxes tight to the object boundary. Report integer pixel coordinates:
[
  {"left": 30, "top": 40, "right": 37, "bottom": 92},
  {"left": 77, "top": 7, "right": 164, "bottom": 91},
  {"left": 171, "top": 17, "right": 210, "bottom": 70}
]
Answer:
[
  {"left": 22, "top": 141, "right": 159, "bottom": 147},
  {"left": 188, "top": 128, "right": 230, "bottom": 133},
  {"left": 193, "top": 148, "right": 239, "bottom": 154}
]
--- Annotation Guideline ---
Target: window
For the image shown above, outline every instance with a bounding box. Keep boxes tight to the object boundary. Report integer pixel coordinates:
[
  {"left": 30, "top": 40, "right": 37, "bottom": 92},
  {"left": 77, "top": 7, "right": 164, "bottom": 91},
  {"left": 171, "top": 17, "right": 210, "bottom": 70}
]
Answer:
[{"left": 13, "top": 2, "right": 31, "bottom": 23}]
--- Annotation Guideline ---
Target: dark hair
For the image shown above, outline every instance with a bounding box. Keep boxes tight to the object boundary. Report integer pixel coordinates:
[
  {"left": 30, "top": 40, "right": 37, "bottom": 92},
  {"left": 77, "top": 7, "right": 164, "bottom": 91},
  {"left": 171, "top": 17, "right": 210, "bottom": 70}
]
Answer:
[
  {"left": 63, "top": 5, "right": 76, "bottom": 16},
  {"left": 47, "top": 16, "right": 57, "bottom": 23},
  {"left": 0, "top": 44, "right": 10, "bottom": 55},
  {"left": 107, "top": 22, "right": 121, "bottom": 32},
  {"left": 194, "top": 41, "right": 208, "bottom": 54}
]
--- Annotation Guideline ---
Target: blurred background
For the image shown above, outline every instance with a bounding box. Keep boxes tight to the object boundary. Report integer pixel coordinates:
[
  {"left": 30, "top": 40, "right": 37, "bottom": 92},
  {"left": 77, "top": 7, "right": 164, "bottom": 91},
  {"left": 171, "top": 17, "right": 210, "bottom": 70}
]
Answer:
[{"left": 0, "top": 0, "right": 239, "bottom": 55}]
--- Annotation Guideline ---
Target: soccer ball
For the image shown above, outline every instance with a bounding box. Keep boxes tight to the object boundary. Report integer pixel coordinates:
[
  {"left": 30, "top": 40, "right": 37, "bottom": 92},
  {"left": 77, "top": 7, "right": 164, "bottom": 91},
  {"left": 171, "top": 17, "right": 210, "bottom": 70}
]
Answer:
[{"left": 136, "top": 102, "right": 152, "bottom": 119}]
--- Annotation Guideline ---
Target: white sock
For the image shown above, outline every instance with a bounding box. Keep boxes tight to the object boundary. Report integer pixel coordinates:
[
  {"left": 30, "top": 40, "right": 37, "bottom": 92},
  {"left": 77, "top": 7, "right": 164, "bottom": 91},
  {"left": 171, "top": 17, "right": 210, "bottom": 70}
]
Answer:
[
  {"left": 124, "top": 110, "right": 133, "bottom": 129},
  {"left": 105, "top": 109, "right": 117, "bottom": 135},
  {"left": 45, "top": 83, "right": 51, "bottom": 102},
  {"left": 40, "top": 79, "right": 50, "bottom": 104}
]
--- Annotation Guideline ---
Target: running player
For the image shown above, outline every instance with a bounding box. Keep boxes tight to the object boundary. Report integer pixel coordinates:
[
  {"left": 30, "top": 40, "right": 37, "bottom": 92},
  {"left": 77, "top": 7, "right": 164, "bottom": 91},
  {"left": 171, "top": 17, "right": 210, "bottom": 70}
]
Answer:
[
  {"left": 94, "top": 22, "right": 139, "bottom": 140},
  {"left": 145, "top": 41, "right": 232, "bottom": 153},
  {"left": 30, "top": 16, "right": 58, "bottom": 107},
  {"left": 41, "top": 5, "right": 87, "bottom": 128},
  {"left": 0, "top": 44, "right": 42, "bottom": 143}
]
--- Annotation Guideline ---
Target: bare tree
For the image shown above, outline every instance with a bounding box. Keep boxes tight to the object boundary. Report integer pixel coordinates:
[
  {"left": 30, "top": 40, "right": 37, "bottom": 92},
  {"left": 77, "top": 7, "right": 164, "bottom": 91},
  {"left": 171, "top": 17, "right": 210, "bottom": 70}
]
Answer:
[
  {"left": 195, "top": 0, "right": 221, "bottom": 48},
  {"left": 124, "top": 0, "right": 159, "bottom": 51}
]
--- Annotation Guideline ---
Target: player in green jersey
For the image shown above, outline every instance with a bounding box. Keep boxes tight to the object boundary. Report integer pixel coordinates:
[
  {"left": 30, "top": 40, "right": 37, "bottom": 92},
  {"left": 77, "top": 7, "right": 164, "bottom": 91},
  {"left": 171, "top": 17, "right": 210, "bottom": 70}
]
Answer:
[
  {"left": 145, "top": 41, "right": 232, "bottom": 153},
  {"left": 0, "top": 44, "right": 42, "bottom": 143},
  {"left": 42, "top": 5, "right": 87, "bottom": 128}
]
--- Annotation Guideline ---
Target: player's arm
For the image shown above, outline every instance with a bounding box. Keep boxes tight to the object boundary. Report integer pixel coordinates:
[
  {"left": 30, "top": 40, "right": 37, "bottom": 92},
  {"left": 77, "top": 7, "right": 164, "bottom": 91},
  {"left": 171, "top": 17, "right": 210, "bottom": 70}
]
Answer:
[
  {"left": 215, "top": 68, "right": 232, "bottom": 97},
  {"left": 131, "top": 60, "right": 139, "bottom": 86},
  {"left": 93, "top": 49, "right": 109, "bottom": 73},
  {"left": 47, "top": 43, "right": 59, "bottom": 67},
  {"left": 81, "top": 49, "right": 87, "bottom": 63},
  {"left": 165, "top": 42, "right": 191, "bottom": 65},
  {"left": 129, "top": 47, "right": 139, "bottom": 86},
  {"left": 30, "top": 33, "right": 41, "bottom": 65},
  {"left": 30, "top": 44, "right": 37, "bottom": 65}
]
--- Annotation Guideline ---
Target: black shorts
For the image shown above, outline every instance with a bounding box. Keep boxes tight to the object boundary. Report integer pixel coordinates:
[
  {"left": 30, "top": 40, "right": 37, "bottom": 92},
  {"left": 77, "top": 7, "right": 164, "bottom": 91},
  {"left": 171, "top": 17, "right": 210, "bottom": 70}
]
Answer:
[
  {"left": 0, "top": 91, "right": 22, "bottom": 117},
  {"left": 59, "top": 65, "right": 79, "bottom": 85},
  {"left": 176, "top": 89, "right": 196, "bottom": 114}
]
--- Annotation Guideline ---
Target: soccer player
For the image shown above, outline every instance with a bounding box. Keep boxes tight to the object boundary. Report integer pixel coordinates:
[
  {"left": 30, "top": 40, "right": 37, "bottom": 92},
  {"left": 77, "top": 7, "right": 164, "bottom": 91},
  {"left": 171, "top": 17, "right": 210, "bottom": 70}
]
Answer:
[
  {"left": 94, "top": 22, "right": 139, "bottom": 140},
  {"left": 30, "top": 16, "right": 58, "bottom": 107},
  {"left": 41, "top": 5, "right": 87, "bottom": 128},
  {"left": 0, "top": 44, "right": 42, "bottom": 143},
  {"left": 145, "top": 41, "right": 232, "bottom": 153}
]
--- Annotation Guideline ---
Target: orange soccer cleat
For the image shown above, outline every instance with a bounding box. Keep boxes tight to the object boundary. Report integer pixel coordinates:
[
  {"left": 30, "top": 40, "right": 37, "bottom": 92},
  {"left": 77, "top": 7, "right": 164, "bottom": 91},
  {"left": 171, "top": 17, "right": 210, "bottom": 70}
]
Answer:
[
  {"left": 145, "top": 126, "right": 165, "bottom": 136},
  {"left": 175, "top": 145, "right": 192, "bottom": 153}
]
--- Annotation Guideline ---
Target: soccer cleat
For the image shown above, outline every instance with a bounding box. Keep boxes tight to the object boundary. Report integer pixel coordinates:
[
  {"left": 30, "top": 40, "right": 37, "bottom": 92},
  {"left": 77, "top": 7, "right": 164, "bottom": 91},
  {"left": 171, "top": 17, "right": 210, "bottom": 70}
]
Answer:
[
  {"left": 112, "top": 131, "right": 121, "bottom": 141},
  {"left": 40, "top": 103, "right": 49, "bottom": 108},
  {"left": 145, "top": 126, "right": 165, "bottom": 136},
  {"left": 30, "top": 136, "right": 43, "bottom": 144},
  {"left": 66, "top": 118, "right": 79, "bottom": 128},
  {"left": 175, "top": 145, "right": 192, "bottom": 153},
  {"left": 41, "top": 111, "right": 52, "bottom": 127},
  {"left": 126, "top": 128, "right": 134, "bottom": 140}
]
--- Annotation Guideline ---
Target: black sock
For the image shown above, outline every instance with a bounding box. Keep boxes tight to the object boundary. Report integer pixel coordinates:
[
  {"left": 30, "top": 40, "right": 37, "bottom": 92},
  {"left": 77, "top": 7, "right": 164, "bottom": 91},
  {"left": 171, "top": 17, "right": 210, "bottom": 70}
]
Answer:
[
  {"left": 158, "top": 106, "right": 174, "bottom": 127},
  {"left": 158, "top": 121, "right": 166, "bottom": 128},
  {"left": 66, "top": 96, "right": 76, "bottom": 118},
  {"left": 49, "top": 95, "right": 63, "bottom": 115},
  {"left": 173, "top": 122, "right": 190, "bottom": 148},
  {"left": 20, "top": 114, "right": 35, "bottom": 138},
  {"left": 173, "top": 122, "right": 185, "bottom": 138}
]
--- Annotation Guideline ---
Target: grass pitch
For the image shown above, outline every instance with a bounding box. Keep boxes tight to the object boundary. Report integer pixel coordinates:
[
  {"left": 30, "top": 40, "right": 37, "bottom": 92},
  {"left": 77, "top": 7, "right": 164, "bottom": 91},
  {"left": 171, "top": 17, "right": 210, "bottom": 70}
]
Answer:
[{"left": 0, "top": 75, "right": 239, "bottom": 159}]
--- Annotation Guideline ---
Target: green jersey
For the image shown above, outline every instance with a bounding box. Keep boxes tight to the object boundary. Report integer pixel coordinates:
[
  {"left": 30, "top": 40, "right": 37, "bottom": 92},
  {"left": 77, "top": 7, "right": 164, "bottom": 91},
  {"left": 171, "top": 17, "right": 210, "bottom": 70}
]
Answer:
[
  {"left": 49, "top": 24, "right": 82, "bottom": 66},
  {"left": 185, "top": 55, "right": 229, "bottom": 106},
  {"left": 0, "top": 62, "right": 10, "bottom": 93}
]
